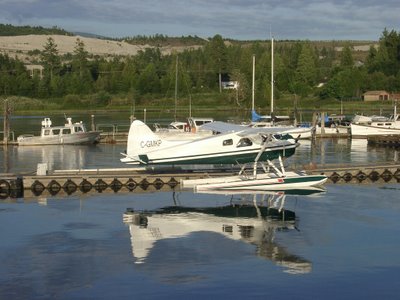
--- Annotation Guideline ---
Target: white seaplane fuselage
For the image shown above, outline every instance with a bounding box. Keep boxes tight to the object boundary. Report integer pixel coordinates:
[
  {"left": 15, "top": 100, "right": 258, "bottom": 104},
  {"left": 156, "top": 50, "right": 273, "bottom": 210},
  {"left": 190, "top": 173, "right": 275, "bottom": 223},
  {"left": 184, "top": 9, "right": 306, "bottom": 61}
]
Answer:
[{"left": 121, "top": 120, "right": 299, "bottom": 165}]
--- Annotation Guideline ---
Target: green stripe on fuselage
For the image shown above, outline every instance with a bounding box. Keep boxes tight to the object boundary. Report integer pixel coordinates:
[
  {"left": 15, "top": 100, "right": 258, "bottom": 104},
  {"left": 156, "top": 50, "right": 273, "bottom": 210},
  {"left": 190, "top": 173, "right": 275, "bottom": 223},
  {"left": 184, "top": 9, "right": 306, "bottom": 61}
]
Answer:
[{"left": 144, "top": 147, "right": 296, "bottom": 165}]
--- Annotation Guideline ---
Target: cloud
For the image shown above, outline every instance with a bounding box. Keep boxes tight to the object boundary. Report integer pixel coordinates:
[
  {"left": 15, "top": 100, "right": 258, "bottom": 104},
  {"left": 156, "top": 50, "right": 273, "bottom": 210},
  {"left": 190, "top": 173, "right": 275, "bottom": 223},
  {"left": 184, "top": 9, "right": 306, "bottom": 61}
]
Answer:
[{"left": 0, "top": 0, "right": 398, "bottom": 40}]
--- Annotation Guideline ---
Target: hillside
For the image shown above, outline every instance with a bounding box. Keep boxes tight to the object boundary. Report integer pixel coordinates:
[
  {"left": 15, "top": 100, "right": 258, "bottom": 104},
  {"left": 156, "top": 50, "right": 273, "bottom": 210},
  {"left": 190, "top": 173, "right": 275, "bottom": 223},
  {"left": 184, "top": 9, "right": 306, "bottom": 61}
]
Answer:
[{"left": 0, "top": 34, "right": 203, "bottom": 63}]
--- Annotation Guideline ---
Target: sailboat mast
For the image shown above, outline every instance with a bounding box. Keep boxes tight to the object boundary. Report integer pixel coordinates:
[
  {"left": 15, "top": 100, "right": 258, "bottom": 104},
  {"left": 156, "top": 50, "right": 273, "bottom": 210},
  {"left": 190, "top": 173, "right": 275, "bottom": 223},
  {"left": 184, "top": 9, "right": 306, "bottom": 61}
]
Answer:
[
  {"left": 174, "top": 56, "right": 178, "bottom": 121},
  {"left": 271, "top": 37, "right": 274, "bottom": 114},
  {"left": 252, "top": 55, "right": 255, "bottom": 111}
]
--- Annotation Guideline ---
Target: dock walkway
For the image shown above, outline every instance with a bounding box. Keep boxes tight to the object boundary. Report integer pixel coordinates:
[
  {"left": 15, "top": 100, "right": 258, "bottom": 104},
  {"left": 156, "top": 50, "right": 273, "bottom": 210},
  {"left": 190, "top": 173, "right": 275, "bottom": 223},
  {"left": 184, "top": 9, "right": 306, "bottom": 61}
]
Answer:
[{"left": 1, "top": 163, "right": 399, "bottom": 199}]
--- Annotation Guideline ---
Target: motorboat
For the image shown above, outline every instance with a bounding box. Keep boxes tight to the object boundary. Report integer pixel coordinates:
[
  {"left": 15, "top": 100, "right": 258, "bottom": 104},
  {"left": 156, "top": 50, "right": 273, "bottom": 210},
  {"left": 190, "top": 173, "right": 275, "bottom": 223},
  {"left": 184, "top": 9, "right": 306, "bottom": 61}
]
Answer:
[
  {"left": 350, "top": 112, "right": 400, "bottom": 138},
  {"left": 17, "top": 117, "right": 100, "bottom": 146},
  {"left": 153, "top": 117, "right": 214, "bottom": 140}
]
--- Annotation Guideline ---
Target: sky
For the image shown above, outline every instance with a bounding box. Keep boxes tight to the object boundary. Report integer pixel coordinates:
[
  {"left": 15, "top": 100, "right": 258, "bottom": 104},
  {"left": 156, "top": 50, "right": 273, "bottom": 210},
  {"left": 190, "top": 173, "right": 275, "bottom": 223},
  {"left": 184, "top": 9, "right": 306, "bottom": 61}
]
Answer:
[{"left": 0, "top": 0, "right": 399, "bottom": 41}]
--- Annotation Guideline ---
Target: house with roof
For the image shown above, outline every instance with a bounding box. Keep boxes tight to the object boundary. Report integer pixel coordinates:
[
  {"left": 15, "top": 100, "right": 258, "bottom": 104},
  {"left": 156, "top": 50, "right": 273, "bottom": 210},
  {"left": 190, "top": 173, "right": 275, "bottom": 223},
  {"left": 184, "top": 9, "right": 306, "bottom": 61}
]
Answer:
[{"left": 362, "top": 90, "right": 390, "bottom": 101}]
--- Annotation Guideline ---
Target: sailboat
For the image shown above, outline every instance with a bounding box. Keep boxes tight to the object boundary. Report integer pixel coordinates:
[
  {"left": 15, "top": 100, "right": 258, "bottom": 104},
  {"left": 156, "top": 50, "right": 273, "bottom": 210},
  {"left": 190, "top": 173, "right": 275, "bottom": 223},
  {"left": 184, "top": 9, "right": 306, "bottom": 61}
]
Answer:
[
  {"left": 250, "top": 38, "right": 312, "bottom": 138},
  {"left": 153, "top": 56, "right": 214, "bottom": 139}
]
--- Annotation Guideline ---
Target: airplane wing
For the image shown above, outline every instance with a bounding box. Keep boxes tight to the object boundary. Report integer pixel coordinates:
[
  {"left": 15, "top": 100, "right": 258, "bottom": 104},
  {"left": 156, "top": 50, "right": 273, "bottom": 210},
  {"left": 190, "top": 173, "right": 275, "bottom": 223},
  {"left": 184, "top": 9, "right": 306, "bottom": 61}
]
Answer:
[
  {"left": 200, "top": 121, "right": 307, "bottom": 136},
  {"left": 199, "top": 121, "right": 248, "bottom": 133}
]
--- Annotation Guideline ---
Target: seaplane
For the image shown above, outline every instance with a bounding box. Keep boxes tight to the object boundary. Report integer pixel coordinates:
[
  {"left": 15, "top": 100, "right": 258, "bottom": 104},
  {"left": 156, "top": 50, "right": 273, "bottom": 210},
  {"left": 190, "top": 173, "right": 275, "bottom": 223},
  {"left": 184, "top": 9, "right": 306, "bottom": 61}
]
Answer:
[
  {"left": 120, "top": 119, "right": 327, "bottom": 191},
  {"left": 121, "top": 119, "right": 299, "bottom": 165}
]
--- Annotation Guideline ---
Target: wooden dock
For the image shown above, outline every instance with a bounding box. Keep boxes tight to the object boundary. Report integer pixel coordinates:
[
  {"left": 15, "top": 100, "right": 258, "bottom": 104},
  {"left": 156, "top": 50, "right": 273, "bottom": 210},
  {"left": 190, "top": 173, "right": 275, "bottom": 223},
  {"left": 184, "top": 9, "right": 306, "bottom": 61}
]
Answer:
[{"left": 1, "top": 163, "right": 399, "bottom": 199}]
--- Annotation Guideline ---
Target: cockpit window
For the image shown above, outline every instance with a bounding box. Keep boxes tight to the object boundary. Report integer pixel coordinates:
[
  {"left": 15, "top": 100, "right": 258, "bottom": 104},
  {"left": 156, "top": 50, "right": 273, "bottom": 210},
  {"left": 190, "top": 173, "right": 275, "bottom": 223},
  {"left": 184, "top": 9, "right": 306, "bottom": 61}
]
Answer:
[
  {"left": 223, "top": 139, "right": 233, "bottom": 146},
  {"left": 237, "top": 138, "right": 252, "bottom": 147}
]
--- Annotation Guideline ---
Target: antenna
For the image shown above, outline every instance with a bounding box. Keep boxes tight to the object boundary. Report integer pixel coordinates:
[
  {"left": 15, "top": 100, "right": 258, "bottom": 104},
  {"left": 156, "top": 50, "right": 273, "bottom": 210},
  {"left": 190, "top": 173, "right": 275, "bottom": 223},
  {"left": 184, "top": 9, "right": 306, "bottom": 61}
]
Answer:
[
  {"left": 252, "top": 55, "right": 255, "bottom": 111},
  {"left": 271, "top": 36, "right": 274, "bottom": 115}
]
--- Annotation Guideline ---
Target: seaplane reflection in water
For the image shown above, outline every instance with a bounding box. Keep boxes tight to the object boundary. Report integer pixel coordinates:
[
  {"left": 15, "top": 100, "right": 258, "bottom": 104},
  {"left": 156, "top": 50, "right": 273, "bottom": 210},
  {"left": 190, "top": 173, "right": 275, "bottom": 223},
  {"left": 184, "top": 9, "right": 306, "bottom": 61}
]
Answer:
[{"left": 122, "top": 190, "right": 325, "bottom": 274}]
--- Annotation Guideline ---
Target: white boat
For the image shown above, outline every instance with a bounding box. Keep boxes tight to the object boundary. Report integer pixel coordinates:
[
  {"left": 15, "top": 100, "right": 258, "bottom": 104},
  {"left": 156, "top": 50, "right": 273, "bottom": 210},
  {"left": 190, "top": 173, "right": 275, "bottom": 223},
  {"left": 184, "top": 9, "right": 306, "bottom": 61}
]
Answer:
[
  {"left": 154, "top": 117, "right": 214, "bottom": 140},
  {"left": 350, "top": 114, "right": 400, "bottom": 138},
  {"left": 352, "top": 114, "right": 389, "bottom": 124},
  {"left": 17, "top": 117, "right": 100, "bottom": 146},
  {"left": 121, "top": 119, "right": 299, "bottom": 165}
]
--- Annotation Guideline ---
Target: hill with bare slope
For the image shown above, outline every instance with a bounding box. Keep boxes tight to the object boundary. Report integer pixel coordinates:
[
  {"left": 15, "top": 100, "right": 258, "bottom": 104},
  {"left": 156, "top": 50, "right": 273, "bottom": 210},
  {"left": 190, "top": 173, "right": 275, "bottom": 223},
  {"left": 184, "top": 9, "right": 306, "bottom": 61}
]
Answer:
[{"left": 0, "top": 34, "right": 202, "bottom": 63}]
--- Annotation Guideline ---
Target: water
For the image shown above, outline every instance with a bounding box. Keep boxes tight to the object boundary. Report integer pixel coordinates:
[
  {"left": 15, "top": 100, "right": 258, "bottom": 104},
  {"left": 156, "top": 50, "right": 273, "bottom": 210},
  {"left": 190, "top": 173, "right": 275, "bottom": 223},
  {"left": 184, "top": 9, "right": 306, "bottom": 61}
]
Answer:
[{"left": 1, "top": 116, "right": 400, "bottom": 299}]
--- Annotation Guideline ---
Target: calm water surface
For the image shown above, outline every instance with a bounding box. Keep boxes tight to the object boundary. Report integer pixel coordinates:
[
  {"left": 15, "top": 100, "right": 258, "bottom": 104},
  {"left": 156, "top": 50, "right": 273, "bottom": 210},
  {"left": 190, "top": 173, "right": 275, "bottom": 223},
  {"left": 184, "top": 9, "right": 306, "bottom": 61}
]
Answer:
[{"left": 1, "top": 115, "right": 400, "bottom": 299}]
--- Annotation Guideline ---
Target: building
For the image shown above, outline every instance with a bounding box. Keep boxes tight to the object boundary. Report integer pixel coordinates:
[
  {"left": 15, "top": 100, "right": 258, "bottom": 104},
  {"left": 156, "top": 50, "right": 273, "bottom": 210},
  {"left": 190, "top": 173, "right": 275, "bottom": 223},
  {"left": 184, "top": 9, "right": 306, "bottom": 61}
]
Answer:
[
  {"left": 222, "top": 81, "right": 239, "bottom": 90},
  {"left": 362, "top": 91, "right": 390, "bottom": 101}
]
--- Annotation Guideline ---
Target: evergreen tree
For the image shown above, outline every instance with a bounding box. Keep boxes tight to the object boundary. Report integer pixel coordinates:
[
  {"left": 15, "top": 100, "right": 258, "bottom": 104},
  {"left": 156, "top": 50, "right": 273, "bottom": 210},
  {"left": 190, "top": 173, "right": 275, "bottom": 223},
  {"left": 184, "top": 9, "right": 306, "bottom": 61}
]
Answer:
[
  {"left": 40, "top": 37, "right": 61, "bottom": 81},
  {"left": 340, "top": 44, "right": 354, "bottom": 68},
  {"left": 136, "top": 63, "right": 160, "bottom": 94},
  {"left": 294, "top": 43, "right": 317, "bottom": 96},
  {"left": 69, "top": 38, "right": 93, "bottom": 94},
  {"left": 207, "top": 34, "right": 228, "bottom": 92}
]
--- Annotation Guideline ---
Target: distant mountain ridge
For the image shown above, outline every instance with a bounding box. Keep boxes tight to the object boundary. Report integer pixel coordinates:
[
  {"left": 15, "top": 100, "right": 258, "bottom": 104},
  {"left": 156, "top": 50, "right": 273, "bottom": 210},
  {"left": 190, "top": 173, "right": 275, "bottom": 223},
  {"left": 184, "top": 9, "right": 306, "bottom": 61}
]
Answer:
[{"left": 0, "top": 23, "right": 72, "bottom": 36}]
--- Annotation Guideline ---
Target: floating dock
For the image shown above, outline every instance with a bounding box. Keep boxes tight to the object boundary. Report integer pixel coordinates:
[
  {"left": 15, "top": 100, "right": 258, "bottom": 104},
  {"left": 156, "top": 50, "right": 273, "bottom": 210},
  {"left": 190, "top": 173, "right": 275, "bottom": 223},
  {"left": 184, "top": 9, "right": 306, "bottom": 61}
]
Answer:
[
  {"left": 368, "top": 135, "right": 400, "bottom": 148},
  {"left": 1, "top": 163, "right": 399, "bottom": 199}
]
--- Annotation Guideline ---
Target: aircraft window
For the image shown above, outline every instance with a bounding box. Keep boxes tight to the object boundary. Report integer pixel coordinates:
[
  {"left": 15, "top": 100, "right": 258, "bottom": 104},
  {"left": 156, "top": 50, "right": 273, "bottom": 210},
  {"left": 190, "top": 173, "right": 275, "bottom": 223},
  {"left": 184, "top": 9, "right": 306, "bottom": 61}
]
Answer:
[
  {"left": 223, "top": 139, "right": 233, "bottom": 146},
  {"left": 237, "top": 138, "right": 252, "bottom": 147}
]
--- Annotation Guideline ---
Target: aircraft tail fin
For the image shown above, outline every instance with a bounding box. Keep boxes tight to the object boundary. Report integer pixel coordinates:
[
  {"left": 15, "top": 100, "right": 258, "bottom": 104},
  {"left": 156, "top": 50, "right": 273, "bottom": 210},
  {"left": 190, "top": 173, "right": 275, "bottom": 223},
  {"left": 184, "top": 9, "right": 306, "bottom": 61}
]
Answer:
[{"left": 126, "top": 120, "right": 164, "bottom": 159}]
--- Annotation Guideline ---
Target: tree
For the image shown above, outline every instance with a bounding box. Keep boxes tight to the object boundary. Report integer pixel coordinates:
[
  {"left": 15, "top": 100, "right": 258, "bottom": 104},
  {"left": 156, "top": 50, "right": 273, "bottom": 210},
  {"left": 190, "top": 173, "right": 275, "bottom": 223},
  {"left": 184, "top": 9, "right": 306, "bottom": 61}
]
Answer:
[
  {"left": 294, "top": 43, "right": 317, "bottom": 96},
  {"left": 136, "top": 63, "right": 160, "bottom": 94},
  {"left": 40, "top": 37, "right": 61, "bottom": 81},
  {"left": 68, "top": 38, "right": 93, "bottom": 94},
  {"left": 72, "top": 38, "right": 89, "bottom": 78},
  {"left": 229, "top": 69, "right": 249, "bottom": 107},
  {"left": 340, "top": 44, "right": 354, "bottom": 68},
  {"left": 207, "top": 34, "right": 228, "bottom": 92}
]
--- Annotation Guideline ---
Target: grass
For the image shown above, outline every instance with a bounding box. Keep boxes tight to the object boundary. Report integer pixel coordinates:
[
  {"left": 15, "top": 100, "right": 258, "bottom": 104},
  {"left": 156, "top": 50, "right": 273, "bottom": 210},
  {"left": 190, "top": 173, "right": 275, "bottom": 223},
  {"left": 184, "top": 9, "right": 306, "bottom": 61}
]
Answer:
[{"left": 1, "top": 94, "right": 397, "bottom": 120}]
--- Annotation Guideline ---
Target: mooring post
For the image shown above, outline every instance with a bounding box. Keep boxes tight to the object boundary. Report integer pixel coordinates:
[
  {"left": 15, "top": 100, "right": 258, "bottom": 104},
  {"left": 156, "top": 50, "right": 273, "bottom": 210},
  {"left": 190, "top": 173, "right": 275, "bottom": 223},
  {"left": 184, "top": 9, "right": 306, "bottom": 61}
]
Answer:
[
  {"left": 321, "top": 112, "right": 326, "bottom": 135},
  {"left": 3, "top": 99, "right": 10, "bottom": 145},
  {"left": 91, "top": 114, "right": 95, "bottom": 131}
]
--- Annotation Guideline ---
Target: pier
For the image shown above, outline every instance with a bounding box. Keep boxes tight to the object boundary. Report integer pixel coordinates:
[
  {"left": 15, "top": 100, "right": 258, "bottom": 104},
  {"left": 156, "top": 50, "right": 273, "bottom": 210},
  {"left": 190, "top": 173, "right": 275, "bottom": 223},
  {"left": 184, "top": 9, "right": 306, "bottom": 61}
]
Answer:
[
  {"left": 1, "top": 163, "right": 399, "bottom": 199},
  {"left": 368, "top": 135, "right": 400, "bottom": 148}
]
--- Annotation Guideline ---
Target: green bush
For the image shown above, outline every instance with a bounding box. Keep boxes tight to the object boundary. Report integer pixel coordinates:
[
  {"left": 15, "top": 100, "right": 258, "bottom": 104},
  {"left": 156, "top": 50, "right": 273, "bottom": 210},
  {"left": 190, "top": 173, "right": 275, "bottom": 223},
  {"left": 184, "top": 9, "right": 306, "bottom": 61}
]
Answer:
[
  {"left": 90, "top": 92, "right": 111, "bottom": 106},
  {"left": 62, "top": 94, "right": 83, "bottom": 108}
]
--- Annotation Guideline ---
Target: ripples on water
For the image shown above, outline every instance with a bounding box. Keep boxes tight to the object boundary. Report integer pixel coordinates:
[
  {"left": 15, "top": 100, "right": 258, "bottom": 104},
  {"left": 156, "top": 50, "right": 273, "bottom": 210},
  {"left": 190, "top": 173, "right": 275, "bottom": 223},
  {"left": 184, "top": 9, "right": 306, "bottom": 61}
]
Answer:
[{"left": 1, "top": 186, "right": 400, "bottom": 299}]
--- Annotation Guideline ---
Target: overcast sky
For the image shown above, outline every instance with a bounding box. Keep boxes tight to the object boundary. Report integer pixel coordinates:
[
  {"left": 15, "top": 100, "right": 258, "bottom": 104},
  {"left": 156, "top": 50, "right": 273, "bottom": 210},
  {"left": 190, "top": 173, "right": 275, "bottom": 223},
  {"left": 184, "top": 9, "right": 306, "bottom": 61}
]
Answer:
[{"left": 0, "top": 0, "right": 399, "bottom": 40}]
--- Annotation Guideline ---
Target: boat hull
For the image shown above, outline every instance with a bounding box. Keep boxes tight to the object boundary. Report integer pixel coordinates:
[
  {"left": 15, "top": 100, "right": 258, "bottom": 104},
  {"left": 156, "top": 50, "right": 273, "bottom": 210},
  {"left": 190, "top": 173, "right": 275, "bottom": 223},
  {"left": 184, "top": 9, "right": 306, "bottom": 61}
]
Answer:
[
  {"left": 17, "top": 132, "right": 100, "bottom": 145},
  {"left": 350, "top": 123, "right": 400, "bottom": 138}
]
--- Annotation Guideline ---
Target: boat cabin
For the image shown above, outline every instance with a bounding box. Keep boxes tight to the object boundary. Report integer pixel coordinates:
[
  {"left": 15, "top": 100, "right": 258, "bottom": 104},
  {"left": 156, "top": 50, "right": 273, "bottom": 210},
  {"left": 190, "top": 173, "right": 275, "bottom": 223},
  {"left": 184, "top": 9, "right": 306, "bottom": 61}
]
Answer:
[
  {"left": 187, "top": 117, "right": 214, "bottom": 132},
  {"left": 40, "top": 117, "right": 87, "bottom": 137}
]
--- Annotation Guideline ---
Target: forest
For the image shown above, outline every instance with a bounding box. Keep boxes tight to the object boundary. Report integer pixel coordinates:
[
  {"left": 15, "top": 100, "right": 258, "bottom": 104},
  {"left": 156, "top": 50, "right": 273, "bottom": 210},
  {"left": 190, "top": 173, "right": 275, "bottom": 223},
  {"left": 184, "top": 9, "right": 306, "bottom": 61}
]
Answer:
[{"left": 0, "top": 25, "right": 399, "bottom": 112}]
